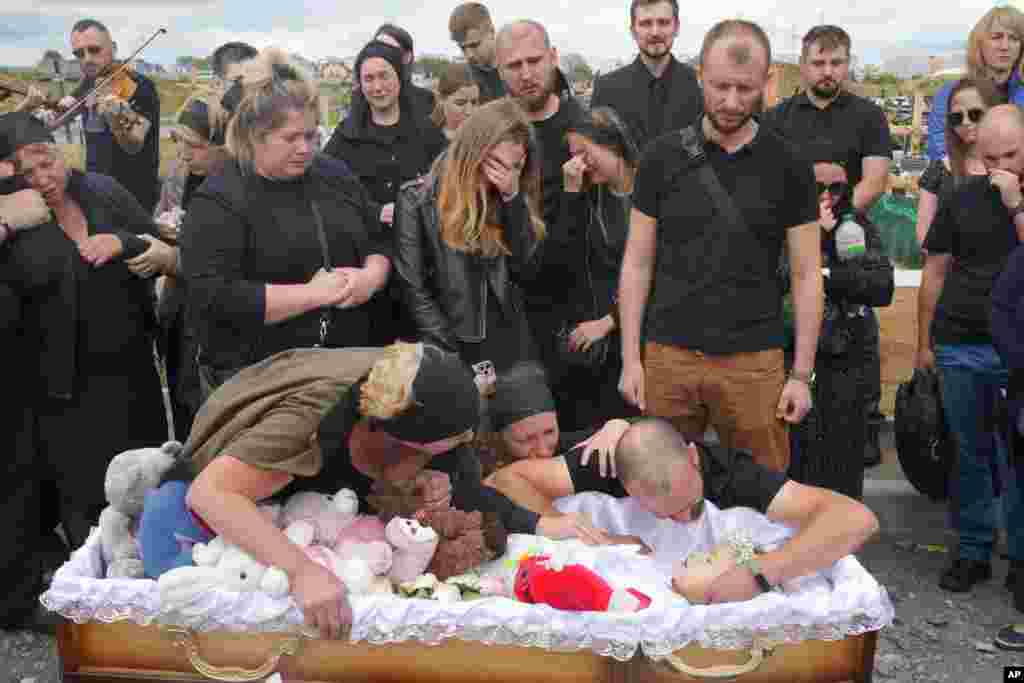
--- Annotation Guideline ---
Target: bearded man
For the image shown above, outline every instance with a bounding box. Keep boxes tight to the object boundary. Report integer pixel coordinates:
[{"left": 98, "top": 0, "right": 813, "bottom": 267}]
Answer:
[
  {"left": 590, "top": 0, "right": 702, "bottom": 151},
  {"left": 761, "top": 24, "right": 894, "bottom": 475},
  {"left": 617, "top": 19, "right": 823, "bottom": 474},
  {"left": 60, "top": 19, "right": 160, "bottom": 212},
  {"left": 494, "top": 20, "right": 591, "bottom": 427}
]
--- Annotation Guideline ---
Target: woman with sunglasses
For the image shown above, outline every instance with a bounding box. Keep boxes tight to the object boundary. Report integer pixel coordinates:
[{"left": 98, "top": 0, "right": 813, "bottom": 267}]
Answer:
[
  {"left": 918, "top": 79, "right": 1002, "bottom": 247},
  {"left": 783, "top": 147, "right": 894, "bottom": 501}
]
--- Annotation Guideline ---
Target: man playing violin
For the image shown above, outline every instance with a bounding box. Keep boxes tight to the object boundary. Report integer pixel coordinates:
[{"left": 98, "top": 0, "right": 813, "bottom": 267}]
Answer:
[{"left": 59, "top": 19, "right": 160, "bottom": 212}]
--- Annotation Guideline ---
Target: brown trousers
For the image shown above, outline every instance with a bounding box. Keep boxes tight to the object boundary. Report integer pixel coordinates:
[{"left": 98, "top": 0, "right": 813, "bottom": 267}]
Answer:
[{"left": 644, "top": 342, "right": 790, "bottom": 473}]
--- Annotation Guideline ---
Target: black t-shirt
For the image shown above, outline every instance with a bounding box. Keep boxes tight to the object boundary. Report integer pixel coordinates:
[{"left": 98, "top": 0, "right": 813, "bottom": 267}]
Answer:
[
  {"left": 923, "top": 176, "right": 1019, "bottom": 345},
  {"left": 918, "top": 159, "right": 956, "bottom": 204},
  {"left": 761, "top": 91, "right": 891, "bottom": 188},
  {"left": 565, "top": 442, "right": 788, "bottom": 515},
  {"left": 633, "top": 124, "right": 818, "bottom": 352},
  {"left": 75, "top": 72, "right": 161, "bottom": 212},
  {"left": 524, "top": 96, "right": 586, "bottom": 305},
  {"left": 470, "top": 64, "right": 507, "bottom": 104}
]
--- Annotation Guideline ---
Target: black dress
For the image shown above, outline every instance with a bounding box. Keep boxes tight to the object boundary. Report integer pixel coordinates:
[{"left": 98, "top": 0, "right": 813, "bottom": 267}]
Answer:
[
  {"left": 2, "top": 171, "right": 167, "bottom": 547},
  {"left": 553, "top": 187, "right": 639, "bottom": 430}
]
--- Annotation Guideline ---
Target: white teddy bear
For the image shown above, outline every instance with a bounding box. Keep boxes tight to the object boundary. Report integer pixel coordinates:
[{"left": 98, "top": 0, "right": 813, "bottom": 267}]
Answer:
[{"left": 158, "top": 537, "right": 291, "bottom": 611}]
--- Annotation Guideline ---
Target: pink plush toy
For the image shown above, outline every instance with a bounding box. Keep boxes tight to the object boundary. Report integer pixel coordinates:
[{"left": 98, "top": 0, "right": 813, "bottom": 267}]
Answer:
[
  {"left": 332, "top": 514, "right": 387, "bottom": 548},
  {"left": 280, "top": 489, "right": 359, "bottom": 546},
  {"left": 335, "top": 539, "right": 393, "bottom": 576},
  {"left": 385, "top": 517, "right": 440, "bottom": 584}
]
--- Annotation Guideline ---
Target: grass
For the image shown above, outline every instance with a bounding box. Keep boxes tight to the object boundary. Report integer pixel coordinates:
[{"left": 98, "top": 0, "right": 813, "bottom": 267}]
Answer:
[{"left": 57, "top": 137, "right": 180, "bottom": 179}]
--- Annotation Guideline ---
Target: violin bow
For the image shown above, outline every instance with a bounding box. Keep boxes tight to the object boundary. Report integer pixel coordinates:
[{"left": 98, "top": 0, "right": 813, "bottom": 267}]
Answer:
[{"left": 49, "top": 27, "right": 167, "bottom": 130}]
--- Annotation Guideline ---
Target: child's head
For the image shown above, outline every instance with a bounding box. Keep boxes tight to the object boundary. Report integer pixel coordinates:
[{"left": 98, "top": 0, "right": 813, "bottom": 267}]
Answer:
[{"left": 671, "top": 533, "right": 756, "bottom": 604}]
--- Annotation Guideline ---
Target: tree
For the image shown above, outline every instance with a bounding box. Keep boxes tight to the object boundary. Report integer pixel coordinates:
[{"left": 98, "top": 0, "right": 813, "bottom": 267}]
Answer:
[
  {"left": 560, "top": 53, "right": 593, "bottom": 83},
  {"left": 414, "top": 56, "right": 450, "bottom": 80},
  {"left": 572, "top": 62, "right": 593, "bottom": 83}
]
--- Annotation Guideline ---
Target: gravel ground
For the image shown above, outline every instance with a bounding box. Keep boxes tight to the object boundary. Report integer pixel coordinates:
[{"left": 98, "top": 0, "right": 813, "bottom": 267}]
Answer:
[{"left": 0, "top": 630, "right": 59, "bottom": 683}]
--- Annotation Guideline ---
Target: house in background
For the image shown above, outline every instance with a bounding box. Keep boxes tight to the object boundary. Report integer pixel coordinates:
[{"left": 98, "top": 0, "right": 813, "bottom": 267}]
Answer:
[{"left": 35, "top": 51, "right": 82, "bottom": 81}]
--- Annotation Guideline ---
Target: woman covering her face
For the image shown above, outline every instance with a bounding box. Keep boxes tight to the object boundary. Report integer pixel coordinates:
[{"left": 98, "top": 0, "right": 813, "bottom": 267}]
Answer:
[
  {"left": 393, "top": 98, "right": 544, "bottom": 376},
  {"left": 554, "top": 106, "right": 642, "bottom": 429}
]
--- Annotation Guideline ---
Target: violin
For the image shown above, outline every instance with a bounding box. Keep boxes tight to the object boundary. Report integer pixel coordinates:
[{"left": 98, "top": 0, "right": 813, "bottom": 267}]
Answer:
[{"left": 92, "top": 61, "right": 140, "bottom": 101}]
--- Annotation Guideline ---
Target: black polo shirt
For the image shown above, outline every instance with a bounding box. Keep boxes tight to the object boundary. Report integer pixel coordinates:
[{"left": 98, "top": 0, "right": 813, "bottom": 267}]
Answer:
[
  {"left": 923, "top": 176, "right": 1018, "bottom": 346},
  {"left": 633, "top": 124, "right": 818, "bottom": 353},
  {"left": 566, "top": 442, "right": 788, "bottom": 515},
  {"left": 761, "top": 91, "right": 891, "bottom": 188}
]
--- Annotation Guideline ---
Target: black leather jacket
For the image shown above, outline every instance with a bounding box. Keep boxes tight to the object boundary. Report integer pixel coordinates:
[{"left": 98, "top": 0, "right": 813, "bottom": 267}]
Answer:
[{"left": 393, "top": 178, "right": 539, "bottom": 350}]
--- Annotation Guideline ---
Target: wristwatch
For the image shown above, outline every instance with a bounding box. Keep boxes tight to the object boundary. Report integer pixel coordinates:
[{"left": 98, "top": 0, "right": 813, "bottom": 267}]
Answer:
[{"left": 738, "top": 556, "right": 775, "bottom": 594}]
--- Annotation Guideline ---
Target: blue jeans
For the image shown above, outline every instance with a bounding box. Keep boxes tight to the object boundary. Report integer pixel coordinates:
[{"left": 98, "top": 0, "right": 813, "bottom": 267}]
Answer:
[{"left": 936, "top": 344, "right": 1021, "bottom": 562}]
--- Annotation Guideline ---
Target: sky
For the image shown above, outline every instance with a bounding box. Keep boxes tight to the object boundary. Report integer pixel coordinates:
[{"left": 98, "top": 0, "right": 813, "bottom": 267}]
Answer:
[{"left": 0, "top": 0, "right": 1014, "bottom": 69}]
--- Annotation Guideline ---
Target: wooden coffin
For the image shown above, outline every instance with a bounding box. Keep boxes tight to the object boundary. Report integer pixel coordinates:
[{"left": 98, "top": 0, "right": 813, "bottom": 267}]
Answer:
[{"left": 57, "top": 619, "right": 878, "bottom": 683}]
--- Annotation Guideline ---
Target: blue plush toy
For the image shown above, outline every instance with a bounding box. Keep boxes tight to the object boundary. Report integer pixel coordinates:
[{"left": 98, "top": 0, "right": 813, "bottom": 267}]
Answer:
[{"left": 138, "top": 480, "right": 215, "bottom": 579}]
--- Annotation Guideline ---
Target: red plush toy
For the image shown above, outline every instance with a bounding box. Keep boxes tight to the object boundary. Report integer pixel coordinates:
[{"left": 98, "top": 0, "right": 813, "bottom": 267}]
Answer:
[{"left": 513, "top": 555, "right": 652, "bottom": 613}]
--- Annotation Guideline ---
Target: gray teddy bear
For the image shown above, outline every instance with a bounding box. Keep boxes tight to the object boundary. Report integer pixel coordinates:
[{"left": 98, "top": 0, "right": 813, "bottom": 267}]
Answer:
[{"left": 99, "top": 441, "right": 183, "bottom": 578}]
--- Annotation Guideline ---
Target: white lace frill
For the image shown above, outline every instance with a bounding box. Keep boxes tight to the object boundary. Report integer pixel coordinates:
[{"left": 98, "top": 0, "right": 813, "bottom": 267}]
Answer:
[{"left": 41, "top": 495, "right": 893, "bottom": 661}]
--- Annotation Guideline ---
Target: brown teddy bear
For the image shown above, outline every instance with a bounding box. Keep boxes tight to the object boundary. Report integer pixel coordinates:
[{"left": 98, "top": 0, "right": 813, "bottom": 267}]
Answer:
[
  {"left": 416, "top": 508, "right": 494, "bottom": 581},
  {"left": 367, "top": 470, "right": 507, "bottom": 581}
]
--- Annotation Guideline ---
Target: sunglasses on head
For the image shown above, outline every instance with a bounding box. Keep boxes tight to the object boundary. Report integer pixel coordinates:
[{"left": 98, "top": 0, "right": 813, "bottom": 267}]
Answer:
[
  {"left": 948, "top": 108, "right": 985, "bottom": 127},
  {"left": 816, "top": 181, "right": 848, "bottom": 196},
  {"left": 72, "top": 46, "right": 104, "bottom": 59}
]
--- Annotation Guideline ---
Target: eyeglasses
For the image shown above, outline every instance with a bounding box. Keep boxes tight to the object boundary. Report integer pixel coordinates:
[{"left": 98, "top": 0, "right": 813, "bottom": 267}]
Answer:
[
  {"left": 816, "top": 181, "right": 848, "bottom": 196},
  {"left": 72, "top": 46, "right": 104, "bottom": 59},
  {"left": 948, "top": 108, "right": 985, "bottom": 127}
]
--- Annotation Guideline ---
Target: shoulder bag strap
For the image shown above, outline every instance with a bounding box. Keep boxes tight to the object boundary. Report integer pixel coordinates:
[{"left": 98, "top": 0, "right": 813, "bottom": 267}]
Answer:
[
  {"left": 309, "top": 199, "right": 333, "bottom": 346},
  {"left": 678, "top": 125, "right": 747, "bottom": 231}
]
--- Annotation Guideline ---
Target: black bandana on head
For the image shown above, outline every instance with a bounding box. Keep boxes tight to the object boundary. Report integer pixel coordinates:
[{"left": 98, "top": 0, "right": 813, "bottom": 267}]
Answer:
[
  {"left": 489, "top": 362, "right": 556, "bottom": 432},
  {"left": 0, "top": 112, "right": 54, "bottom": 160},
  {"left": 355, "top": 40, "right": 405, "bottom": 89},
  {"left": 373, "top": 345, "right": 481, "bottom": 444}
]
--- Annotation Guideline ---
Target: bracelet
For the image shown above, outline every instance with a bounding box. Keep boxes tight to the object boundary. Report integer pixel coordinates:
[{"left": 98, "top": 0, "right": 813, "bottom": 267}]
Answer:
[
  {"left": 788, "top": 369, "right": 814, "bottom": 385},
  {"left": 1010, "top": 198, "right": 1024, "bottom": 219}
]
